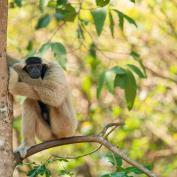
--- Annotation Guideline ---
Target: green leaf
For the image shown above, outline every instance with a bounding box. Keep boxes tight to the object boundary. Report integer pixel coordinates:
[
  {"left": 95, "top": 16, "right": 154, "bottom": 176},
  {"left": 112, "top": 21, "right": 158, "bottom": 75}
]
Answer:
[
  {"left": 117, "top": 11, "right": 124, "bottom": 30},
  {"left": 55, "top": 4, "right": 77, "bottom": 22},
  {"left": 35, "top": 14, "right": 51, "bottom": 29},
  {"left": 101, "top": 172, "right": 128, "bottom": 177},
  {"left": 130, "top": 0, "right": 135, "bottom": 2},
  {"left": 91, "top": 8, "right": 107, "bottom": 36},
  {"left": 38, "top": 42, "right": 51, "bottom": 56},
  {"left": 45, "top": 168, "right": 51, "bottom": 177},
  {"left": 51, "top": 42, "right": 66, "bottom": 55},
  {"left": 109, "top": 10, "right": 115, "bottom": 37},
  {"left": 114, "top": 10, "right": 137, "bottom": 30},
  {"left": 59, "top": 169, "right": 74, "bottom": 176},
  {"left": 124, "top": 164, "right": 153, "bottom": 174},
  {"left": 26, "top": 40, "right": 33, "bottom": 51},
  {"left": 96, "top": 0, "right": 110, "bottom": 7},
  {"left": 127, "top": 64, "right": 145, "bottom": 78},
  {"left": 97, "top": 71, "right": 106, "bottom": 98},
  {"left": 125, "top": 70, "right": 137, "bottom": 110},
  {"left": 111, "top": 66, "right": 126, "bottom": 75},
  {"left": 106, "top": 153, "right": 123, "bottom": 167},
  {"left": 122, "top": 13, "right": 137, "bottom": 27},
  {"left": 100, "top": 174, "right": 111, "bottom": 177},
  {"left": 51, "top": 42, "right": 67, "bottom": 69},
  {"left": 27, "top": 165, "right": 51, "bottom": 177},
  {"left": 110, "top": 172, "right": 128, "bottom": 177},
  {"left": 89, "top": 43, "right": 96, "bottom": 58},
  {"left": 47, "top": 1, "right": 57, "bottom": 7},
  {"left": 114, "top": 69, "right": 137, "bottom": 110},
  {"left": 77, "top": 25, "right": 84, "bottom": 40},
  {"left": 124, "top": 166, "right": 143, "bottom": 174},
  {"left": 130, "top": 50, "right": 140, "bottom": 60},
  {"left": 27, "top": 165, "right": 45, "bottom": 177},
  {"left": 130, "top": 50, "right": 147, "bottom": 77},
  {"left": 57, "top": 0, "right": 68, "bottom": 5},
  {"left": 105, "top": 71, "right": 114, "bottom": 94},
  {"left": 39, "top": 0, "right": 49, "bottom": 12},
  {"left": 114, "top": 74, "right": 127, "bottom": 89},
  {"left": 112, "top": 66, "right": 127, "bottom": 89},
  {"left": 15, "top": 0, "right": 22, "bottom": 7}
]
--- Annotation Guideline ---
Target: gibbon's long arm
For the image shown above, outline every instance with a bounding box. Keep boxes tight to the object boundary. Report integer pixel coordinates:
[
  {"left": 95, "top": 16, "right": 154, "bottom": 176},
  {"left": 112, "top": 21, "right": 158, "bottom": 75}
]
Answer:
[
  {"left": 13, "top": 62, "right": 68, "bottom": 107},
  {"left": 9, "top": 68, "right": 40, "bottom": 100}
]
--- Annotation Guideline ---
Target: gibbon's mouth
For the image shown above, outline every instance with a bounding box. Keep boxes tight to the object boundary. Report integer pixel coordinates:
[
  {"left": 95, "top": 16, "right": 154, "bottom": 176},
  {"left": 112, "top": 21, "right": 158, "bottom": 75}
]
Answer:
[{"left": 30, "top": 75, "right": 41, "bottom": 79}]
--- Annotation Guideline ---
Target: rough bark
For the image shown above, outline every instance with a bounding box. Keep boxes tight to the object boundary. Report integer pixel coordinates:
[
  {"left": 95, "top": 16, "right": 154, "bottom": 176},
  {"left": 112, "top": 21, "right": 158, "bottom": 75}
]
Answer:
[{"left": 0, "top": 0, "right": 14, "bottom": 177}]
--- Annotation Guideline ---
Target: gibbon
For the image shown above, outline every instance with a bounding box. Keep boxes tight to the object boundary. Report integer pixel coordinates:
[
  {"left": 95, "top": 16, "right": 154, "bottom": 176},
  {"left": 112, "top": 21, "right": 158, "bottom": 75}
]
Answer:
[{"left": 9, "top": 56, "right": 78, "bottom": 157}]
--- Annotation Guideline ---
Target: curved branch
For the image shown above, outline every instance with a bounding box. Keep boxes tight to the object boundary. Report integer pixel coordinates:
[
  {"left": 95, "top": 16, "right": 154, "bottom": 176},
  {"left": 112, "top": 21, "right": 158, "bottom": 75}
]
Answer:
[{"left": 14, "top": 135, "right": 156, "bottom": 177}]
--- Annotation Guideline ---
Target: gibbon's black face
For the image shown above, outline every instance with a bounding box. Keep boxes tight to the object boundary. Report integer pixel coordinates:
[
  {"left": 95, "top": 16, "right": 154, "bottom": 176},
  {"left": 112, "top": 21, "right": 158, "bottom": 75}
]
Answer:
[{"left": 24, "top": 57, "right": 43, "bottom": 79}]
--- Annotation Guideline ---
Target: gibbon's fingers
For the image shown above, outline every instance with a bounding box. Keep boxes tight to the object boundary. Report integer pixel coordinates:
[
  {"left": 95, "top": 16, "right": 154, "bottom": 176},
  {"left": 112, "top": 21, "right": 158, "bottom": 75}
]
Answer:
[{"left": 9, "top": 68, "right": 19, "bottom": 83}]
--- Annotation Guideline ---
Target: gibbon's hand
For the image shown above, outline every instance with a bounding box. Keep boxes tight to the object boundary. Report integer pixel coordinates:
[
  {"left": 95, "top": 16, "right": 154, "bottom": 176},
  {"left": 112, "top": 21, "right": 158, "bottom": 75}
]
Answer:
[
  {"left": 8, "top": 68, "right": 19, "bottom": 94},
  {"left": 16, "top": 68, "right": 42, "bottom": 84},
  {"left": 14, "top": 65, "right": 31, "bottom": 81},
  {"left": 9, "top": 68, "right": 19, "bottom": 88}
]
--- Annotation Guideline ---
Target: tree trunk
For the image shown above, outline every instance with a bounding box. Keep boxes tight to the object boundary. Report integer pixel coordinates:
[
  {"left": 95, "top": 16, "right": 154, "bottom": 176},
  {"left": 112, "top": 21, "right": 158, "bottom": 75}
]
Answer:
[{"left": 0, "top": 0, "right": 14, "bottom": 177}]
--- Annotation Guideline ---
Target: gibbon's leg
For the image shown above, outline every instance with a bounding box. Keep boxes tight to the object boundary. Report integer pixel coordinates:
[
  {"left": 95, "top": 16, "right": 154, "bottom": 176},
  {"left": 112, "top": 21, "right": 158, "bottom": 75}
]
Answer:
[
  {"left": 35, "top": 116, "right": 55, "bottom": 142},
  {"left": 50, "top": 98, "right": 78, "bottom": 138},
  {"left": 15, "top": 98, "right": 54, "bottom": 157},
  {"left": 50, "top": 112, "right": 74, "bottom": 138},
  {"left": 15, "top": 98, "right": 38, "bottom": 157},
  {"left": 14, "top": 99, "right": 36, "bottom": 157}
]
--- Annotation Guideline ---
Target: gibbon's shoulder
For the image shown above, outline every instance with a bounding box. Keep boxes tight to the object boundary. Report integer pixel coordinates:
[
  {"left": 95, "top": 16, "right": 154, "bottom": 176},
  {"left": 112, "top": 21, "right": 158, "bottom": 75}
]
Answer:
[{"left": 43, "top": 60, "right": 66, "bottom": 83}]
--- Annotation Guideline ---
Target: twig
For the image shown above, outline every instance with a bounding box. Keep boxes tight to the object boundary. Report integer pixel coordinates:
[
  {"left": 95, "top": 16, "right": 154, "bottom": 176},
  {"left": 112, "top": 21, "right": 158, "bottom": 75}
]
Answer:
[
  {"left": 99, "top": 122, "right": 124, "bottom": 137},
  {"left": 145, "top": 66, "right": 177, "bottom": 84},
  {"left": 148, "top": 148, "right": 177, "bottom": 159},
  {"left": 14, "top": 122, "right": 156, "bottom": 177},
  {"left": 46, "top": 122, "right": 124, "bottom": 161},
  {"left": 49, "top": 144, "right": 102, "bottom": 160}
]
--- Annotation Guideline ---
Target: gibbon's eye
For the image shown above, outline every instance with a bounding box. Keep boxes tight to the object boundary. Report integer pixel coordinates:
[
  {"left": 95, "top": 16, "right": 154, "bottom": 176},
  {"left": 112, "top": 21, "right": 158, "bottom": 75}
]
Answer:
[
  {"left": 36, "top": 64, "right": 43, "bottom": 70},
  {"left": 26, "top": 65, "right": 33, "bottom": 71},
  {"left": 26, "top": 64, "right": 42, "bottom": 72}
]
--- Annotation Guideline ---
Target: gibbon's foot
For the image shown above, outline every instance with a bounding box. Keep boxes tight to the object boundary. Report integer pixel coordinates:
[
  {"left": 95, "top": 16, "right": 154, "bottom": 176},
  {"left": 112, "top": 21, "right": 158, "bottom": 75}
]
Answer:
[{"left": 14, "top": 144, "right": 31, "bottom": 158}]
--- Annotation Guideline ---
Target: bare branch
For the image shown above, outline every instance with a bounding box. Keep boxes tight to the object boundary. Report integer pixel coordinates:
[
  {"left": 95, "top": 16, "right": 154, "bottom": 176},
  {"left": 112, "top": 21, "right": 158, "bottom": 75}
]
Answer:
[{"left": 145, "top": 66, "right": 177, "bottom": 84}]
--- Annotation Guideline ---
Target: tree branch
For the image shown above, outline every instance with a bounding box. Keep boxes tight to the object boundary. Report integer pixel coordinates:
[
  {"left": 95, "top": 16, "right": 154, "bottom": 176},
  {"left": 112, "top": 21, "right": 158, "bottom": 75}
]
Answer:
[
  {"left": 14, "top": 122, "right": 156, "bottom": 177},
  {"left": 145, "top": 66, "right": 177, "bottom": 84}
]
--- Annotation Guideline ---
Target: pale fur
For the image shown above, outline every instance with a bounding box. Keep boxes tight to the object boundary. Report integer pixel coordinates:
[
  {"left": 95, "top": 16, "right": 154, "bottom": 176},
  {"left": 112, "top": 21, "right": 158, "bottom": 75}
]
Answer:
[{"left": 9, "top": 60, "right": 78, "bottom": 157}]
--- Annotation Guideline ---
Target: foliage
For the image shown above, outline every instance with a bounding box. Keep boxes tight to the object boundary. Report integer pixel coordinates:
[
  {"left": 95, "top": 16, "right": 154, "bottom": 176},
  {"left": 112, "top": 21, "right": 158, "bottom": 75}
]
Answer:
[
  {"left": 10, "top": 0, "right": 143, "bottom": 110},
  {"left": 101, "top": 153, "right": 152, "bottom": 177},
  {"left": 17, "top": 158, "right": 74, "bottom": 177}
]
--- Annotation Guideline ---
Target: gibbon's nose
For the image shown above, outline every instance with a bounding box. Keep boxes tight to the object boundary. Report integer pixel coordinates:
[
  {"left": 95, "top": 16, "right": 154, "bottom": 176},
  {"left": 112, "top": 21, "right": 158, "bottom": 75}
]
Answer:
[{"left": 30, "top": 71, "right": 41, "bottom": 79}]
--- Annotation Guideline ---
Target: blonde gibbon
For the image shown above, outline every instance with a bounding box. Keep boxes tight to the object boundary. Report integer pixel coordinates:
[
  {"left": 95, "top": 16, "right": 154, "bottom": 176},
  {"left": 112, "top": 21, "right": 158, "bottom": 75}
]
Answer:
[{"left": 9, "top": 56, "right": 78, "bottom": 157}]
